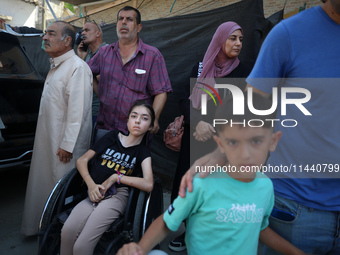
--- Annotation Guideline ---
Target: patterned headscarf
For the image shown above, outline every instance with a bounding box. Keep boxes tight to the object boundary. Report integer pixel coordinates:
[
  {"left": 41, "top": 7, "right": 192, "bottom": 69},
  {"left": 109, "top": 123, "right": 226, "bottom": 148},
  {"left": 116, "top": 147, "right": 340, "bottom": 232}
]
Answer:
[{"left": 191, "top": 21, "right": 242, "bottom": 109}]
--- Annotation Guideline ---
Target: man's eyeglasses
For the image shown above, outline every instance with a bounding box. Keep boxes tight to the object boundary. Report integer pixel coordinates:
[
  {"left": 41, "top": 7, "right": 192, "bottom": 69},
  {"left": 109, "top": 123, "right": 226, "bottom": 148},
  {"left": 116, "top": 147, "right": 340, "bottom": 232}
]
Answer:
[
  {"left": 86, "top": 19, "right": 100, "bottom": 30},
  {"left": 91, "top": 20, "right": 99, "bottom": 28}
]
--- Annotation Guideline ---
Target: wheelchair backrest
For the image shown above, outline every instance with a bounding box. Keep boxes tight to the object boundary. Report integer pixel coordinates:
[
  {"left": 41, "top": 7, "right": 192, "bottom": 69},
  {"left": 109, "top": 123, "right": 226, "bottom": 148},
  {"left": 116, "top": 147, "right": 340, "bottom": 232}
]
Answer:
[{"left": 92, "top": 128, "right": 110, "bottom": 145}]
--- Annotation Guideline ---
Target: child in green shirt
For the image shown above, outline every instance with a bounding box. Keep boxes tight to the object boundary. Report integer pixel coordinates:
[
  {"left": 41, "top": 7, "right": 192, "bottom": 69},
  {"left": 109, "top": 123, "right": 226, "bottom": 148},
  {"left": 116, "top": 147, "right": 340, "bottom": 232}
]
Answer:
[{"left": 117, "top": 92, "right": 307, "bottom": 255}]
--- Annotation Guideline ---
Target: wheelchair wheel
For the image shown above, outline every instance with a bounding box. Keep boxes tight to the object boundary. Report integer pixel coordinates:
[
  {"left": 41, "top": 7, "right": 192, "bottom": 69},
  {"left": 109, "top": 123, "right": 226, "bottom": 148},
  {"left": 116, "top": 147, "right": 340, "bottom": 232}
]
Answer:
[
  {"left": 132, "top": 178, "right": 164, "bottom": 242},
  {"left": 144, "top": 178, "right": 163, "bottom": 230},
  {"left": 39, "top": 168, "right": 77, "bottom": 234},
  {"left": 38, "top": 211, "right": 66, "bottom": 255},
  {"left": 132, "top": 190, "right": 146, "bottom": 241},
  {"left": 38, "top": 168, "right": 87, "bottom": 255}
]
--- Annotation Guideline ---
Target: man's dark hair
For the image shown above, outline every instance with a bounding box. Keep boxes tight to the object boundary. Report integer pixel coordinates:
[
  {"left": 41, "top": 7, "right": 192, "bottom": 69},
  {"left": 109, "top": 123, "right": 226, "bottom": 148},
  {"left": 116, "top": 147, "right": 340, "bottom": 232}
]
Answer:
[
  {"left": 117, "top": 6, "right": 141, "bottom": 25},
  {"left": 56, "top": 21, "right": 76, "bottom": 48},
  {"left": 215, "top": 91, "right": 277, "bottom": 132}
]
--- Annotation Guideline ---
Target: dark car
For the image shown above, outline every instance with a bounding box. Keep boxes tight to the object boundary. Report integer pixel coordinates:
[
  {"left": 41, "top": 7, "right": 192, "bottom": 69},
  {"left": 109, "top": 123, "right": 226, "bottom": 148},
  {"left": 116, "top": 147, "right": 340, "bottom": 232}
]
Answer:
[{"left": 0, "top": 31, "right": 45, "bottom": 169}]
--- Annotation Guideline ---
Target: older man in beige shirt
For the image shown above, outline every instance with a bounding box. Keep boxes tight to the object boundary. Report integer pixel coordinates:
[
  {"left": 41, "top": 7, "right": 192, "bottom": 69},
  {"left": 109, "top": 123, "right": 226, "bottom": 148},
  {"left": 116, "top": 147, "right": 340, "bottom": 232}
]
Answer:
[{"left": 22, "top": 21, "right": 93, "bottom": 236}]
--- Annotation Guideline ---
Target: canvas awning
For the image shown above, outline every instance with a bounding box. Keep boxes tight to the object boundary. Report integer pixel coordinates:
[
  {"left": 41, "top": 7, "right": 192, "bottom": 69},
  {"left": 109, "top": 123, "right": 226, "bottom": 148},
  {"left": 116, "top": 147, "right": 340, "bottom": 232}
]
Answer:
[{"left": 64, "top": 0, "right": 113, "bottom": 6}]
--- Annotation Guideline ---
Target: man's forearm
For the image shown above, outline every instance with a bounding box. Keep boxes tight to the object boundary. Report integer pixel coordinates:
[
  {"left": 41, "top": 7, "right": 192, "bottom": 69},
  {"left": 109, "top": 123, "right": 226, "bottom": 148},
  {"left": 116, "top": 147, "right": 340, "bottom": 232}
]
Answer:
[
  {"left": 153, "top": 93, "right": 167, "bottom": 120},
  {"left": 93, "top": 76, "right": 99, "bottom": 95}
]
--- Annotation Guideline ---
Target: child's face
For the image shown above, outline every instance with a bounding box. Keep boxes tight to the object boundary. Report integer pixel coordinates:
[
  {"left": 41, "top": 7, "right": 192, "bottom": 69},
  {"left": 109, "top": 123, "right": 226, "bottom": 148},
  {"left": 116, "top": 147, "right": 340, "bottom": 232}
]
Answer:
[
  {"left": 127, "top": 106, "right": 152, "bottom": 136},
  {"left": 214, "top": 125, "right": 281, "bottom": 179}
]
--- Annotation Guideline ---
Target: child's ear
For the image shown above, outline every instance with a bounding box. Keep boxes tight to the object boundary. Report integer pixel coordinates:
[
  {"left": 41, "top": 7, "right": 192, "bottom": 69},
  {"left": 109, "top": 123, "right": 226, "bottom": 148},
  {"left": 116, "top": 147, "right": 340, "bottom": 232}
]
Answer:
[
  {"left": 269, "top": 131, "right": 282, "bottom": 152},
  {"left": 213, "top": 135, "right": 225, "bottom": 154}
]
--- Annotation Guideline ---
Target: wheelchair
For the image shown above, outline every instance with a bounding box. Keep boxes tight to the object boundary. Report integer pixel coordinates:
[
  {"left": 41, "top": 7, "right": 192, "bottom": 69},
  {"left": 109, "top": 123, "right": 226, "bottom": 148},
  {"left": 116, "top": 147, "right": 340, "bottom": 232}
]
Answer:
[{"left": 37, "top": 130, "right": 164, "bottom": 254}]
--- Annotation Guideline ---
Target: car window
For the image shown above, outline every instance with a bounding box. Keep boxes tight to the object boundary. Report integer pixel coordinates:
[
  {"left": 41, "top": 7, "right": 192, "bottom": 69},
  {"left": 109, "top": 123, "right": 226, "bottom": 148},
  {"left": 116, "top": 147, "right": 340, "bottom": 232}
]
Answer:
[{"left": 0, "top": 41, "right": 33, "bottom": 75}]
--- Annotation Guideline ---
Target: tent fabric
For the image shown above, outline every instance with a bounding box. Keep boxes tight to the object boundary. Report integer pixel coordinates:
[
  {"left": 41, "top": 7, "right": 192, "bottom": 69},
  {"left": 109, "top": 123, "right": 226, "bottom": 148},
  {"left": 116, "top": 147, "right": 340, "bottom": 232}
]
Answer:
[{"left": 16, "top": 0, "right": 282, "bottom": 186}]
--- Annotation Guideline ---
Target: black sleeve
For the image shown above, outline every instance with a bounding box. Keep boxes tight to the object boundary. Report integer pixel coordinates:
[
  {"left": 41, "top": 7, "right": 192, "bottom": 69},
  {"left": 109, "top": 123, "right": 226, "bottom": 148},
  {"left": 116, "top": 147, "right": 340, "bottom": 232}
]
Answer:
[
  {"left": 139, "top": 144, "right": 151, "bottom": 164},
  {"left": 135, "top": 144, "right": 151, "bottom": 178},
  {"left": 240, "top": 62, "right": 252, "bottom": 78},
  {"left": 216, "top": 62, "right": 252, "bottom": 92},
  {"left": 188, "top": 62, "right": 204, "bottom": 128},
  {"left": 180, "top": 78, "right": 190, "bottom": 125}
]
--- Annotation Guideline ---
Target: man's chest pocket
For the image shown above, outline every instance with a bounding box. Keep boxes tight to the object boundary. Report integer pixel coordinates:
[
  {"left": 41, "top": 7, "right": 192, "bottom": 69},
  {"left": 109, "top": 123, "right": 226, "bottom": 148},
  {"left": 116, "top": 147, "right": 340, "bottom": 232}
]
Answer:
[{"left": 122, "top": 69, "right": 149, "bottom": 94}]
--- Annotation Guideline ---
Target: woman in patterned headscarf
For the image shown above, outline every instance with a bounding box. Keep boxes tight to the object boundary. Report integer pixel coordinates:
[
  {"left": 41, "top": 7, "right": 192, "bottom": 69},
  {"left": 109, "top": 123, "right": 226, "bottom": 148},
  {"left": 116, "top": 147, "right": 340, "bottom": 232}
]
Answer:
[{"left": 190, "top": 21, "right": 251, "bottom": 149}]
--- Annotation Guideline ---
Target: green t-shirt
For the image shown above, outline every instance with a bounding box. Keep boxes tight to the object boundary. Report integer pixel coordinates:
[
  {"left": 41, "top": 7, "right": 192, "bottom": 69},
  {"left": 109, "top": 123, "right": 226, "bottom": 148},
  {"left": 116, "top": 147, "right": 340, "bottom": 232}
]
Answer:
[{"left": 164, "top": 171, "right": 274, "bottom": 255}]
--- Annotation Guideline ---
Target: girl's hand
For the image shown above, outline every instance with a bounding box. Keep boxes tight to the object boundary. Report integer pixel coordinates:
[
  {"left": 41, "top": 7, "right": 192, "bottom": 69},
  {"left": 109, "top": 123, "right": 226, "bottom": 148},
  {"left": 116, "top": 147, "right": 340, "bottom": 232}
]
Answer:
[
  {"left": 88, "top": 183, "right": 106, "bottom": 203},
  {"left": 102, "top": 173, "right": 118, "bottom": 190}
]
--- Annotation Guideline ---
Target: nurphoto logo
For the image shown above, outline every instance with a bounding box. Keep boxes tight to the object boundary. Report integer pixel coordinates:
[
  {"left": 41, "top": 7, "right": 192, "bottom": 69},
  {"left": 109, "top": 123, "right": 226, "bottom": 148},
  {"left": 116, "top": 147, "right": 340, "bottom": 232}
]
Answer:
[
  {"left": 197, "top": 82, "right": 223, "bottom": 112},
  {"left": 199, "top": 84, "right": 312, "bottom": 127}
]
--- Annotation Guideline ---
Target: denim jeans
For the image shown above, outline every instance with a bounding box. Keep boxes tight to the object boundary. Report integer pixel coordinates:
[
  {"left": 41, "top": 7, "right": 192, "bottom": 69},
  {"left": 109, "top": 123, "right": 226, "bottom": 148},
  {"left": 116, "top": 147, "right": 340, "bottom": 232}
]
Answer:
[{"left": 262, "top": 195, "right": 340, "bottom": 255}]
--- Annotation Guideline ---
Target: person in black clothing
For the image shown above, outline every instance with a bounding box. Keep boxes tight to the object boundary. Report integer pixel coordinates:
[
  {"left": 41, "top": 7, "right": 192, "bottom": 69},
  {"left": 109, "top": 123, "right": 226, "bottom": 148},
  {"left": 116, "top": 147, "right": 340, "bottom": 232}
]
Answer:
[
  {"left": 60, "top": 101, "right": 155, "bottom": 255},
  {"left": 168, "top": 21, "right": 251, "bottom": 252},
  {"left": 189, "top": 21, "right": 251, "bottom": 161}
]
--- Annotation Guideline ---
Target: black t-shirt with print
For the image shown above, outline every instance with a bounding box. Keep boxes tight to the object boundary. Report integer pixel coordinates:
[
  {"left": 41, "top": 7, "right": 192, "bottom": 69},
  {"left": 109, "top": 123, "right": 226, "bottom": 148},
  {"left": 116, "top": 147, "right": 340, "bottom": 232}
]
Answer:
[{"left": 89, "top": 130, "right": 150, "bottom": 188}]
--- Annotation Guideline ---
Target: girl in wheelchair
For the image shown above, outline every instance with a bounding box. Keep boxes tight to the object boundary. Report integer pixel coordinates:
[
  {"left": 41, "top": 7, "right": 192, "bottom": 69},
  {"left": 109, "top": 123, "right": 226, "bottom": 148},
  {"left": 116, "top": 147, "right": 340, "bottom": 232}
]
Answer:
[{"left": 60, "top": 100, "right": 155, "bottom": 255}]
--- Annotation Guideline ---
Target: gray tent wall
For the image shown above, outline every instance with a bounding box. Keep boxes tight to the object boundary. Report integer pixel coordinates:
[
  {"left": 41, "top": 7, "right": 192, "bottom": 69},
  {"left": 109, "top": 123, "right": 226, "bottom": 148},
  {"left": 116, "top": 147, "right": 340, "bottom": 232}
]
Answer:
[{"left": 17, "top": 0, "right": 282, "bottom": 190}]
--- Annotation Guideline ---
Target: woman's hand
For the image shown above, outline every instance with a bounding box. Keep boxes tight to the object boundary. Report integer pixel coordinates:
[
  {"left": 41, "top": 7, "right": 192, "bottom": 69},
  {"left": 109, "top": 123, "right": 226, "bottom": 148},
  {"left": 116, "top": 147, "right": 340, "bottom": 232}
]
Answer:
[{"left": 194, "top": 121, "right": 216, "bottom": 142}]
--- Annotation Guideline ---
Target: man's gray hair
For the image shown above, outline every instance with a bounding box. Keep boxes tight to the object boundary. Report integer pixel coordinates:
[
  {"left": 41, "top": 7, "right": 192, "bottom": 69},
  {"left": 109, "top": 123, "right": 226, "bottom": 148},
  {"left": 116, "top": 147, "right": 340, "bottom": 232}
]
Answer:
[
  {"left": 86, "top": 21, "right": 103, "bottom": 37},
  {"left": 55, "top": 21, "right": 76, "bottom": 48},
  {"left": 96, "top": 22, "right": 103, "bottom": 37}
]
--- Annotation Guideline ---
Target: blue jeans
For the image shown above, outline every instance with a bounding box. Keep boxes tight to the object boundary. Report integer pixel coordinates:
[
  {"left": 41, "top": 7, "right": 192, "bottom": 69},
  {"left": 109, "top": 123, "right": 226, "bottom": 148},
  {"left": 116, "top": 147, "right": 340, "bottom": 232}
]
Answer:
[{"left": 262, "top": 195, "right": 340, "bottom": 255}]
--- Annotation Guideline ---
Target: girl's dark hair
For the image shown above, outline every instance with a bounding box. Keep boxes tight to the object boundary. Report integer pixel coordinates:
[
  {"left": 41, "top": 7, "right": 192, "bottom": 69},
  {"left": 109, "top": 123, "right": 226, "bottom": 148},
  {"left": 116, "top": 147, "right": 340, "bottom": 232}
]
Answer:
[{"left": 128, "top": 100, "right": 155, "bottom": 127}]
